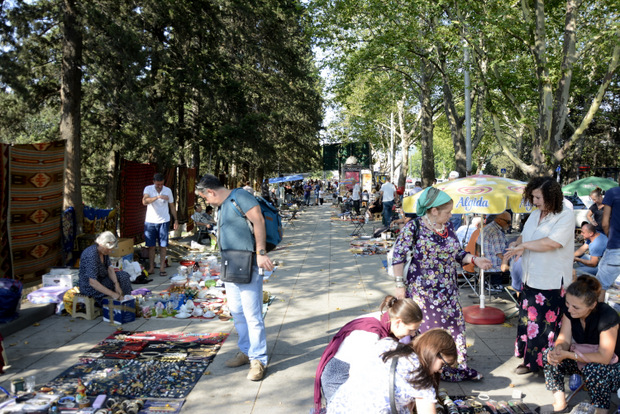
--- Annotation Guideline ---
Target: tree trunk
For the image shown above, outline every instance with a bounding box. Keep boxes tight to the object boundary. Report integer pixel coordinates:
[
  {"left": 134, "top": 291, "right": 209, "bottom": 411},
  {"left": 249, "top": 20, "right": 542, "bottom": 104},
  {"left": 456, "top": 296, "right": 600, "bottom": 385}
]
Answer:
[
  {"left": 105, "top": 150, "right": 119, "bottom": 209},
  {"left": 419, "top": 59, "right": 435, "bottom": 187},
  {"left": 60, "top": 0, "right": 83, "bottom": 232},
  {"left": 438, "top": 49, "right": 466, "bottom": 177}
]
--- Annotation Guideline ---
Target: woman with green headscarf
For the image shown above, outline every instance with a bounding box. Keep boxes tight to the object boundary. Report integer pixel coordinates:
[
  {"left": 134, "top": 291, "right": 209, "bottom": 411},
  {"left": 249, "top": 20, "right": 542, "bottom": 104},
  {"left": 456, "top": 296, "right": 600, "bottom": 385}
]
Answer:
[{"left": 392, "top": 187, "right": 492, "bottom": 382}]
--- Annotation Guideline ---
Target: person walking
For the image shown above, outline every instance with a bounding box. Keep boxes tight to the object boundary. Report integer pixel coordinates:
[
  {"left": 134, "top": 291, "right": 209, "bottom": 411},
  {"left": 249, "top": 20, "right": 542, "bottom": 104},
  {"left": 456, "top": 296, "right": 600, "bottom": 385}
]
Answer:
[
  {"left": 587, "top": 187, "right": 605, "bottom": 233},
  {"left": 380, "top": 177, "right": 398, "bottom": 226},
  {"left": 596, "top": 183, "right": 620, "bottom": 301},
  {"left": 504, "top": 177, "right": 574, "bottom": 375},
  {"left": 142, "top": 173, "right": 178, "bottom": 276},
  {"left": 391, "top": 187, "right": 492, "bottom": 381},
  {"left": 351, "top": 180, "right": 361, "bottom": 215},
  {"left": 196, "top": 174, "right": 274, "bottom": 381}
]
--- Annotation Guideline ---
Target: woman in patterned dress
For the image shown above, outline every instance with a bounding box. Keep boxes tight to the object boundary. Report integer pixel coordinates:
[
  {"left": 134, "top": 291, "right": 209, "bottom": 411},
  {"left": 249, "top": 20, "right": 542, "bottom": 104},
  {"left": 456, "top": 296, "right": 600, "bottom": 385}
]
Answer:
[
  {"left": 392, "top": 187, "right": 492, "bottom": 381},
  {"left": 78, "top": 231, "right": 132, "bottom": 304}
]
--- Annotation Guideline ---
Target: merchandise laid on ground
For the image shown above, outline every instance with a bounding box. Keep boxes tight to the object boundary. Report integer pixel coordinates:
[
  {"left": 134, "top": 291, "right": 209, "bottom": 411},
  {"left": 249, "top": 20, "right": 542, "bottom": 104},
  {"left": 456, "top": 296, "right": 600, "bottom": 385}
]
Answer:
[
  {"left": 0, "top": 331, "right": 227, "bottom": 413},
  {"left": 348, "top": 239, "right": 393, "bottom": 256},
  {"left": 2, "top": 204, "right": 611, "bottom": 412}
]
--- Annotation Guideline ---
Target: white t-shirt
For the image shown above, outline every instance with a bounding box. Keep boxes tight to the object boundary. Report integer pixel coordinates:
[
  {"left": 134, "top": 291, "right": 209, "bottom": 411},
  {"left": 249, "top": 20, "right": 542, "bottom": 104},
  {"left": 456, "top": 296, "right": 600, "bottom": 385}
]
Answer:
[
  {"left": 380, "top": 182, "right": 397, "bottom": 202},
  {"left": 521, "top": 208, "right": 574, "bottom": 289},
  {"left": 144, "top": 185, "right": 174, "bottom": 224},
  {"left": 352, "top": 183, "right": 361, "bottom": 201}
]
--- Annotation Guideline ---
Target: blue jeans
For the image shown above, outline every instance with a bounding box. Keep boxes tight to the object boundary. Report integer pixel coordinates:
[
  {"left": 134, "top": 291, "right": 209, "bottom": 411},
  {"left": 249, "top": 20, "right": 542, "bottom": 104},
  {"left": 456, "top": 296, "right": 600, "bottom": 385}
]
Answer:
[
  {"left": 596, "top": 248, "right": 620, "bottom": 290},
  {"left": 224, "top": 265, "right": 268, "bottom": 365},
  {"left": 382, "top": 200, "right": 394, "bottom": 226}
]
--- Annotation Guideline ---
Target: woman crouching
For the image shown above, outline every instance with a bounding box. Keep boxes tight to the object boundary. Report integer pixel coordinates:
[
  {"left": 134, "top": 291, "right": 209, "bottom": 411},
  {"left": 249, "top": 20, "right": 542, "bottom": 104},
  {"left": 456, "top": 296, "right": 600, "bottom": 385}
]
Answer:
[
  {"left": 543, "top": 275, "right": 620, "bottom": 413},
  {"left": 328, "top": 328, "right": 457, "bottom": 413},
  {"left": 314, "top": 295, "right": 423, "bottom": 410}
]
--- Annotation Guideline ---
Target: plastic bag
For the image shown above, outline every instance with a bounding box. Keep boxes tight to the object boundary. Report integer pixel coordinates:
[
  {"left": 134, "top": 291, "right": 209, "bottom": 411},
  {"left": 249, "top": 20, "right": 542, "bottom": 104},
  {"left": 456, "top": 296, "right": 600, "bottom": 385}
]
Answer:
[{"left": 0, "top": 278, "right": 23, "bottom": 322}]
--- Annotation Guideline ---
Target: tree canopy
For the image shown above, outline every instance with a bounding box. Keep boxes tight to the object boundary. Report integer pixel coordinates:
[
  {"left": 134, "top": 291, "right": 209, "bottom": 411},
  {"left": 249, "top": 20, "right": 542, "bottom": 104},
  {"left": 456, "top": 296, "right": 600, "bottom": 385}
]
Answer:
[
  {"left": 310, "top": 0, "right": 620, "bottom": 181},
  {"left": 0, "top": 0, "right": 323, "bottom": 208}
]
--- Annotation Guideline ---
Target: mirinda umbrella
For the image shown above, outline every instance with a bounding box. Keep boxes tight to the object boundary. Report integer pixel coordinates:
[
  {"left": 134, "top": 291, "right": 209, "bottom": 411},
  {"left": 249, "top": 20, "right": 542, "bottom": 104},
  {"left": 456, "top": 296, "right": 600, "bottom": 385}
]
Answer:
[
  {"left": 402, "top": 174, "right": 533, "bottom": 215},
  {"left": 562, "top": 176, "right": 618, "bottom": 197},
  {"left": 401, "top": 175, "right": 533, "bottom": 324}
]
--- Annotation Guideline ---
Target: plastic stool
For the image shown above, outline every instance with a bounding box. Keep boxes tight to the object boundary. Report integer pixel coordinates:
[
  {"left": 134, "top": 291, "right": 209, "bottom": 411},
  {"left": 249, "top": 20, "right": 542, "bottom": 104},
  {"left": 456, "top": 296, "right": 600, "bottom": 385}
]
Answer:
[{"left": 72, "top": 295, "right": 101, "bottom": 320}]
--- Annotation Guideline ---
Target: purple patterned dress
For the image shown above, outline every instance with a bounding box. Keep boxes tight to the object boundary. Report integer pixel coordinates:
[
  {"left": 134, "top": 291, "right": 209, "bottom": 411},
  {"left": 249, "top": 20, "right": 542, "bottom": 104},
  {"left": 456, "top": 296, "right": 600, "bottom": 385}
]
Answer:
[{"left": 392, "top": 218, "right": 479, "bottom": 381}]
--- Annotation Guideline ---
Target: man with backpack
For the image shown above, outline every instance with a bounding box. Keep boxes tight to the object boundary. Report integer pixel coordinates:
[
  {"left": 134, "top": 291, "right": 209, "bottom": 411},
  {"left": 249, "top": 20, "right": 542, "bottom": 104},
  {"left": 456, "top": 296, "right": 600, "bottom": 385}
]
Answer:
[{"left": 196, "top": 174, "right": 274, "bottom": 381}]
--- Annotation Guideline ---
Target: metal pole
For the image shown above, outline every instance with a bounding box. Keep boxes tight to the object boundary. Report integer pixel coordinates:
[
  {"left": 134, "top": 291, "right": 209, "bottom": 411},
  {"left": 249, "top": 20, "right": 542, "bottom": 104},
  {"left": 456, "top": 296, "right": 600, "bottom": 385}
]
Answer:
[
  {"left": 479, "top": 215, "right": 485, "bottom": 309},
  {"left": 390, "top": 112, "right": 395, "bottom": 181}
]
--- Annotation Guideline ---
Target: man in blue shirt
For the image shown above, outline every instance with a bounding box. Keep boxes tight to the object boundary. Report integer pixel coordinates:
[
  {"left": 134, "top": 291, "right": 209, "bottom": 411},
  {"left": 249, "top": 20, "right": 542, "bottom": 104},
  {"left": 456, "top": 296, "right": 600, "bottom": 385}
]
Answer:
[
  {"left": 574, "top": 222, "right": 608, "bottom": 276},
  {"left": 196, "top": 174, "right": 273, "bottom": 381},
  {"left": 596, "top": 185, "right": 620, "bottom": 299}
]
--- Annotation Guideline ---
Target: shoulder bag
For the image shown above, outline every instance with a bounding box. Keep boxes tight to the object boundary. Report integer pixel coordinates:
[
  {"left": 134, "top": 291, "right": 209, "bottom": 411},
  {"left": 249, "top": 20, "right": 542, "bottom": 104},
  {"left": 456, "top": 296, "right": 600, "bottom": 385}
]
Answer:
[{"left": 220, "top": 250, "right": 254, "bottom": 284}]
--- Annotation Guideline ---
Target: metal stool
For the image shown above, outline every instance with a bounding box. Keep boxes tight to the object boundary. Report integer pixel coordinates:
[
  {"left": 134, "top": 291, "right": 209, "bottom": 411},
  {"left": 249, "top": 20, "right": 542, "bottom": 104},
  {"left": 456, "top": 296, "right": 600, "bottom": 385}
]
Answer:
[{"left": 72, "top": 295, "right": 101, "bottom": 320}]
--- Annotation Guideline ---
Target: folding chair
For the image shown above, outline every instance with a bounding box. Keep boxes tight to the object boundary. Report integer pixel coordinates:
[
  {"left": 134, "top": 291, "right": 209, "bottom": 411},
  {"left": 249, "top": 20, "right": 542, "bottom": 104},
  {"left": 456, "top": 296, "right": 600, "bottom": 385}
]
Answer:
[
  {"left": 195, "top": 228, "right": 210, "bottom": 243},
  {"left": 350, "top": 216, "right": 367, "bottom": 237},
  {"left": 459, "top": 228, "right": 481, "bottom": 295},
  {"left": 280, "top": 210, "right": 297, "bottom": 229}
]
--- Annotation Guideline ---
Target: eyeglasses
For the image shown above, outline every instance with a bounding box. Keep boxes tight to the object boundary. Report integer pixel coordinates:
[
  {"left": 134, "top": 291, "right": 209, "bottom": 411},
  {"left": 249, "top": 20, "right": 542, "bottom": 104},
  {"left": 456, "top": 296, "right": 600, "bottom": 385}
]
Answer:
[{"left": 437, "top": 354, "right": 451, "bottom": 369}]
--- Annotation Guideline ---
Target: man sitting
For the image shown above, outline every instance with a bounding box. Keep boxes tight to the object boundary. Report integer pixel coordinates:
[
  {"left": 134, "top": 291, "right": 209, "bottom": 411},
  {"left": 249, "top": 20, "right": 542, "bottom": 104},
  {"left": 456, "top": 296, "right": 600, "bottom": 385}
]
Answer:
[
  {"left": 574, "top": 222, "right": 608, "bottom": 277},
  {"left": 478, "top": 212, "right": 511, "bottom": 292},
  {"left": 192, "top": 204, "right": 216, "bottom": 243}
]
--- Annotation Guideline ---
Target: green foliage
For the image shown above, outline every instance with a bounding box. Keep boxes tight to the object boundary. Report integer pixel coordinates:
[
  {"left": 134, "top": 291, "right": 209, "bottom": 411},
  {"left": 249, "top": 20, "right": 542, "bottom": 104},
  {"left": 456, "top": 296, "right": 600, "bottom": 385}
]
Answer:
[{"left": 0, "top": 0, "right": 323, "bottom": 206}]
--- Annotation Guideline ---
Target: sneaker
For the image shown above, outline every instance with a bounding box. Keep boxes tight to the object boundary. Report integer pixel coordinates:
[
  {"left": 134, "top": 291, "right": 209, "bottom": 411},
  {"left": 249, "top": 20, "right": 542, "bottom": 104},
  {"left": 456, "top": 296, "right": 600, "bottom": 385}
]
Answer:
[
  {"left": 247, "top": 360, "right": 266, "bottom": 381},
  {"left": 225, "top": 352, "right": 250, "bottom": 367}
]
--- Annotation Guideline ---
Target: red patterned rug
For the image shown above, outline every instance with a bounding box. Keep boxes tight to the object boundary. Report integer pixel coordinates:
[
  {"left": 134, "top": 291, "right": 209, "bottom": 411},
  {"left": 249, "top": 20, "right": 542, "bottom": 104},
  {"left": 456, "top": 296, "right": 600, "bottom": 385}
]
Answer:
[
  {"left": 119, "top": 160, "right": 156, "bottom": 242},
  {"left": 0, "top": 144, "right": 11, "bottom": 277},
  {"left": 9, "top": 142, "right": 65, "bottom": 282}
]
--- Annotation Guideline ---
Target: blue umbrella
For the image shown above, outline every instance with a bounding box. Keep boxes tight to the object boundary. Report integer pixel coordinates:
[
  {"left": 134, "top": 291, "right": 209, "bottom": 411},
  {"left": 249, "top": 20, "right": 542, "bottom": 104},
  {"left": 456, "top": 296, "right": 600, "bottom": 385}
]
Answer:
[{"left": 269, "top": 174, "right": 304, "bottom": 184}]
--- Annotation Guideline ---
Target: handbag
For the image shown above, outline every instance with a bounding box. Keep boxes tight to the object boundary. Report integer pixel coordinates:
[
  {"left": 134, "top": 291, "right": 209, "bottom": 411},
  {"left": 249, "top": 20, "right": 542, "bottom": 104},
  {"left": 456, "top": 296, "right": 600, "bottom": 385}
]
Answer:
[
  {"left": 221, "top": 250, "right": 254, "bottom": 284},
  {"left": 570, "top": 342, "right": 619, "bottom": 370}
]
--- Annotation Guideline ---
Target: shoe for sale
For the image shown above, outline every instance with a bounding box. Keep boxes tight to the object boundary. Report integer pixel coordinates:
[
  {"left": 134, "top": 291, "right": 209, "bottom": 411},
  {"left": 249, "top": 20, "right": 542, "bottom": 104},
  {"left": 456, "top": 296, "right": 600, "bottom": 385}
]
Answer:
[
  {"left": 247, "top": 360, "right": 266, "bottom": 381},
  {"left": 225, "top": 352, "right": 250, "bottom": 367}
]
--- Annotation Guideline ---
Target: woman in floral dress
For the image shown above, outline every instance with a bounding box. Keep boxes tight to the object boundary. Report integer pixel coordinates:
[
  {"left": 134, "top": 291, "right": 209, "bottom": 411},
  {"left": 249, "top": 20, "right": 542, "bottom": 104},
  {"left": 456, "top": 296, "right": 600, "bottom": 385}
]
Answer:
[
  {"left": 504, "top": 177, "right": 574, "bottom": 375},
  {"left": 392, "top": 187, "right": 492, "bottom": 381}
]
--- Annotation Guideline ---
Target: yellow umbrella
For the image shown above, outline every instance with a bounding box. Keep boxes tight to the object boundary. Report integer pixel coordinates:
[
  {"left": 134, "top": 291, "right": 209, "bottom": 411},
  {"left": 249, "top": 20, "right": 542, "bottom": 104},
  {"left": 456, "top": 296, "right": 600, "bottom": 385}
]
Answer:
[{"left": 402, "top": 174, "right": 534, "bottom": 215}]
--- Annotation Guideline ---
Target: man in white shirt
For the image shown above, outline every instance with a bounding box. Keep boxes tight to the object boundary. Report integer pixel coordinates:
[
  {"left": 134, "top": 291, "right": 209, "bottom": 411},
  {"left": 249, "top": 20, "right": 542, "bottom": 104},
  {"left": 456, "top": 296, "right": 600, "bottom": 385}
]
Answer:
[
  {"left": 351, "top": 181, "right": 361, "bottom": 214},
  {"left": 243, "top": 181, "right": 253, "bottom": 194},
  {"left": 142, "top": 173, "right": 178, "bottom": 276},
  {"left": 379, "top": 177, "right": 398, "bottom": 226}
]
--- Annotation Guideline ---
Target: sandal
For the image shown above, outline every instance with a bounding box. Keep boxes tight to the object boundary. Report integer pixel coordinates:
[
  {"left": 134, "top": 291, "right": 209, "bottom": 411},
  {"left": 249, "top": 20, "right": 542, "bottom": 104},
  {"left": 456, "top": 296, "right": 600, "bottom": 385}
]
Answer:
[{"left": 159, "top": 271, "right": 168, "bottom": 277}]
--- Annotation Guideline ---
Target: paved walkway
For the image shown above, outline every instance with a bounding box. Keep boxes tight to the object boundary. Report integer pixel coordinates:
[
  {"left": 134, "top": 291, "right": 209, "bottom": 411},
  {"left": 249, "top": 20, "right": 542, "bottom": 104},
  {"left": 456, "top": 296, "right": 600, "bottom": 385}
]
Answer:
[{"left": 1, "top": 203, "right": 605, "bottom": 412}]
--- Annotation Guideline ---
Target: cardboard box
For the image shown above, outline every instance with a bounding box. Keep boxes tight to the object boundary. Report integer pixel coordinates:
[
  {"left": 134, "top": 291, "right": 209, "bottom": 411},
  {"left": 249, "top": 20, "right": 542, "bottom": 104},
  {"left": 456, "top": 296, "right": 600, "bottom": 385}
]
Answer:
[
  {"left": 102, "top": 297, "right": 136, "bottom": 325},
  {"left": 110, "top": 238, "right": 134, "bottom": 257},
  {"left": 42, "top": 273, "right": 75, "bottom": 288}
]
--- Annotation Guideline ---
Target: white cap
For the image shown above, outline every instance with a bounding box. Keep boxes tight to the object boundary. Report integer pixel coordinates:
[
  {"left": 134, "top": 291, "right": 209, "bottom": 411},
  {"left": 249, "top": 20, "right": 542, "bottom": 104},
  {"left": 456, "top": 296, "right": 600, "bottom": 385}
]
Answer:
[{"left": 449, "top": 171, "right": 459, "bottom": 179}]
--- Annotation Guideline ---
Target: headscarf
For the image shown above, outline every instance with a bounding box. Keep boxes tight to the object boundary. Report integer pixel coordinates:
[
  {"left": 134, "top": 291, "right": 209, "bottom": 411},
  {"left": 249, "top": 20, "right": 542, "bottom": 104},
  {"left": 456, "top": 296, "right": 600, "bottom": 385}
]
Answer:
[{"left": 416, "top": 187, "right": 452, "bottom": 217}]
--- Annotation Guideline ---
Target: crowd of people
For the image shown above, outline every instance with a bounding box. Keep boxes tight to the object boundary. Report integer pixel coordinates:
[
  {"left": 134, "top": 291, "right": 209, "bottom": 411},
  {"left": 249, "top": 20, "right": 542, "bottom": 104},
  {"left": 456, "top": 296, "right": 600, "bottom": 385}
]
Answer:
[
  {"left": 73, "top": 170, "right": 620, "bottom": 413},
  {"left": 313, "top": 175, "right": 620, "bottom": 413}
]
